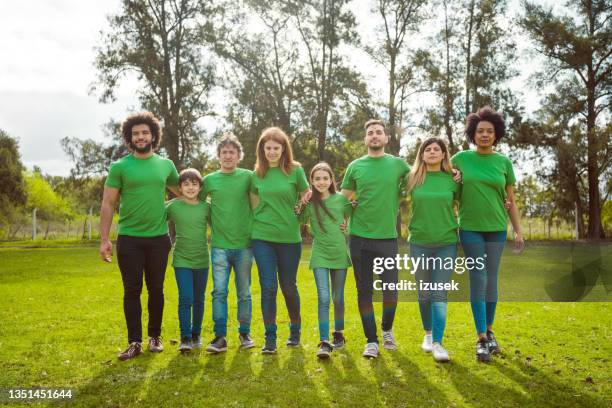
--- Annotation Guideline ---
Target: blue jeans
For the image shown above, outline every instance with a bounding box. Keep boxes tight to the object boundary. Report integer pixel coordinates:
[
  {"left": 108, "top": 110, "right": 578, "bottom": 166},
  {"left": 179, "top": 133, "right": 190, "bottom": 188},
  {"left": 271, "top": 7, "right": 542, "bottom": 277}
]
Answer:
[
  {"left": 174, "top": 267, "right": 208, "bottom": 339},
  {"left": 459, "top": 230, "right": 507, "bottom": 334},
  {"left": 252, "top": 239, "right": 301, "bottom": 341},
  {"left": 211, "top": 247, "right": 253, "bottom": 337},
  {"left": 410, "top": 243, "right": 457, "bottom": 344},
  {"left": 313, "top": 268, "right": 347, "bottom": 341}
]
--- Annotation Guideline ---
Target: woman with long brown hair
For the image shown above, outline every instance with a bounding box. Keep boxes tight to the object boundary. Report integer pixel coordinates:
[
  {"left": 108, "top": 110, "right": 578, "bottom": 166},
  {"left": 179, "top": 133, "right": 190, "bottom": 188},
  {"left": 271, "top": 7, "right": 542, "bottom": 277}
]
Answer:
[{"left": 249, "top": 127, "right": 310, "bottom": 354}]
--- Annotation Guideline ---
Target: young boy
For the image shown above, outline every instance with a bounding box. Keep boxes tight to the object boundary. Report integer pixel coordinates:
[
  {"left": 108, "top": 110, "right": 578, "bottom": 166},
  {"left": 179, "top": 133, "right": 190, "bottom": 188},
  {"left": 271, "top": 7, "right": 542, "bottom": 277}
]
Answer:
[{"left": 166, "top": 168, "right": 210, "bottom": 352}]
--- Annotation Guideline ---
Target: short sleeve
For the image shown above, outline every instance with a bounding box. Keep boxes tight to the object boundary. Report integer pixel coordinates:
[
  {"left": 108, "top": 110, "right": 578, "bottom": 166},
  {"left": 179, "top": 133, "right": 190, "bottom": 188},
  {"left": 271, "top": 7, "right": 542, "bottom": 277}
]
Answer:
[
  {"left": 164, "top": 200, "right": 174, "bottom": 221},
  {"left": 453, "top": 180, "right": 462, "bottom": 202},
  {"left": 505, "top": 158, "right": 516, "bottom": 185},
  {"left": 167, "top": 161, "right": 179, "bottom": 187},
  {"left": 250, "top": 173, "right": 259, "bottom": 195},
  {"left": 295, "top": 166, "right": 309, "bottom": 191},
  {"left": 450, "top": 153, "right": 459, "bottom": 168},
  {"left": 105, "top": 162, "right": 122, "bottom": 189},
  {"left": 341, "top": 195, "right": 353, "bottom": 218},
  {"left": 340, "top": 163, "right": 355, "bottom": 191},
  {"left": 400, "top": 159, "right": 410, "bottom": 175}
]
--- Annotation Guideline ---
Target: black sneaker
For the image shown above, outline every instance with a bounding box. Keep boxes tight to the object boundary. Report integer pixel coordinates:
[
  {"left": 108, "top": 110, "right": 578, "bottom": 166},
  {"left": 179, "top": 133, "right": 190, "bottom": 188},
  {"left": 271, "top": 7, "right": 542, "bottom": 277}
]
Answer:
[
  {"left": 487, "top": 330, "right": 500, "bottom": 355},
  {"left": 205, "top": 336, "right": 228, "bottom": 353},
  {"left": 239, "top": 333, "right": 255, "bottom": 349},
  {"left": 331, "top": 331, "right": 346, "bottom": 349},
  {"left": 179, "top": 337, "right": 192, "bottom": 353},
  {"left": 261, "top": 338, "right": 277, "bottom": 354},
  {"left": 317, "top": 341, "right": 333, "bottom": 359},
  {"left": 476, "top": 338, "right": 491, "bottom": 362},
  {"left": 118, "top": 342, "right": 142, "bottom": 361},
  {"left": 191, "top": 333, "right": 202, "bottom": 349},
  {"left": 286, "top": 332, "right": 300, "bottom": 347}
]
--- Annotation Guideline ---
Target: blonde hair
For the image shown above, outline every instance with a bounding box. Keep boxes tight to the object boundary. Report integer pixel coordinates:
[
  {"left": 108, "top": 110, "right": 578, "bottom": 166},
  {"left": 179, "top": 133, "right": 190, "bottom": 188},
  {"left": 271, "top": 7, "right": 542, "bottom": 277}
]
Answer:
[
  {"left": 406, "top": 137, "right": 453, "bottom": 194},
  {"left": 254, "top": 127, "right": 300, "bottom": 178}
]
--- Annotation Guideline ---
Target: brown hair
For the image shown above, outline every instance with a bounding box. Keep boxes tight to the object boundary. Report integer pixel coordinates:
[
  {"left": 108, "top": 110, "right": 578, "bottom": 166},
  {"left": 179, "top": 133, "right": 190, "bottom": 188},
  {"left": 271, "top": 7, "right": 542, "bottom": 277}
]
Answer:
[
  {"left": 465, "top": 106, "right": 506, "bottom": 146},
  {"left": 121, "top": 111, "right": 163, "bottom": 151},
  {"left": 254, "top": 127, "right": 300, "bottom": 178},
  {"left": 309, "top": 162, "right": 337, "bottom": 233},
  {"left": 364, "top": 119, "right": 386, "bottom": 132},
  {"left": 179, "top": 168, "right": 203, "bottom": 186},
  {"left": 407, "top": 138, "right": 454, "bottom": 194},
  {"left": 216, "top": 132, "right": 243, "bottom": 160}
]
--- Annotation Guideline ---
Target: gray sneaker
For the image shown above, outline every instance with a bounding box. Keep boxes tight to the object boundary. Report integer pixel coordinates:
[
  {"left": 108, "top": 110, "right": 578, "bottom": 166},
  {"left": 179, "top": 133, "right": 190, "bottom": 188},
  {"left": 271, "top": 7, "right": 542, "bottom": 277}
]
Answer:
[
  {"left": 239, "top": 333, "right": 255, "bottom": 349},
  {"left": 362, "top": 342, "right": 379, "bottom": 359},
  {"left": 148, "top": 337, "right": 164, "bottom": 353},
  {"left": 381, "top": 329, "right": 397, "bottom": 350},
  {"left": 179, "top": 337, "right": 192, "bottom": 353},
  {"left": 432, "top": 343, "right": 450, "bottom": 362},
  {"left": 206, "top": 336, "right": 228, "bottom": 353},
  {"left": 191, "top": 334, "right": 202, "bottom": 349}
]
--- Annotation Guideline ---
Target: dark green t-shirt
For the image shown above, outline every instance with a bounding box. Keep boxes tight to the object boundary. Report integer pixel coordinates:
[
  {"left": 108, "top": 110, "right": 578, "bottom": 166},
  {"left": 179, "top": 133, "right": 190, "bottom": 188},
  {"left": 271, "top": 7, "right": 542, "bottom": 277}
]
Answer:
[
  {"left": 105, "top": 153, "right": 179, "bottom": 237},
  {"left": 251, "top": 166, "right": 309, "bottom": 243},
  {"left": 409, "top": 171, "right": 460, "bottom": 245},
  {"left": 165, "top": 198, "right": 210, "bottom": 269},
  {"left": 201, "top": 168, "right": 253, "bottom": 249},
  {"left": 299, "top": 193, "right": 352, "bottom": 269},
  {"left": 340, "top": 154, "right": 411, "bottom": 239},
  {"left": 451, "top": 150, "right": 516, "bottom": 231}
]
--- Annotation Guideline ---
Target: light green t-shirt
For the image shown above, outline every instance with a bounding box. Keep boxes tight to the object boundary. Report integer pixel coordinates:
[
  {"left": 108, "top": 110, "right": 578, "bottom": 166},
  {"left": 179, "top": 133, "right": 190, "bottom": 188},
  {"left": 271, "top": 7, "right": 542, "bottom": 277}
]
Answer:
[
  {"left": 409, "top": 171, "right": 460, "bottom": 245},
  {"left": 105, "top": 153, "right": 179, "bottom": 237},
  {"left": 451, "top": 150, "right": 516, "bottom": 231},
  {"left": 340, "top": 154, "right": 411, "bottom": 239},
  {"left": 201, "top": 168, "right": 253, "bottom": 249},
  {"left": 299, "top": 193, "right": 352, "bottom": 269},
  {"left": 251, "top": 166, "right": 309, "bottom": 243},
  {"left": 165, "top": 198, "right": 210, "bottom": 269}
]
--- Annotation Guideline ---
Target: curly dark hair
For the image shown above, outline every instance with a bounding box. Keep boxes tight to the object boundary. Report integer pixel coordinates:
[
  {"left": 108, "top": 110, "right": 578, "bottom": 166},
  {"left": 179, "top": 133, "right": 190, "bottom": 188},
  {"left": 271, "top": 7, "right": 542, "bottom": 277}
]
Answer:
[
  {"left": 464, "top": 106, "right": 505, "bottom": 146},
  {"left": 179, "top": 168, "right": 203, "bottom": 186},
  {"left": 121, "top": 112, "right": 163, "bottom": 151}
]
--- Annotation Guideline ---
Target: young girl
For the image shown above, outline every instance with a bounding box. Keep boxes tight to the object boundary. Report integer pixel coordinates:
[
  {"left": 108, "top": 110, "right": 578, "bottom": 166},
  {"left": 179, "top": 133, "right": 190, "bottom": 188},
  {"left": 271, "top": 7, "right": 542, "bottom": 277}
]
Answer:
[
  {"left": 165, "top": 168, "right": 210, "bottom": 353},
  {"left": 406, "top": 138, "right": 461, "bottom": 362},
  {"left": 296, "top": 162, "right": 352, "bottom": 359}
]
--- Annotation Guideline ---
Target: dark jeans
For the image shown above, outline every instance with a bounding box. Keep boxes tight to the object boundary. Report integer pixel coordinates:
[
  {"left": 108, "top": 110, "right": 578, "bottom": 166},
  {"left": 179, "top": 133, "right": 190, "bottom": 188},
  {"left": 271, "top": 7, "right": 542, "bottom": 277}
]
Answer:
[
  {"left": 252, "top": 239, "right": 301, "bottom": 341},
  {"left": 349, "top": 235, "right": 398, "bottom": 344},
  {"left": 116, "top": 234, "right": 171, "bottom": 343}
]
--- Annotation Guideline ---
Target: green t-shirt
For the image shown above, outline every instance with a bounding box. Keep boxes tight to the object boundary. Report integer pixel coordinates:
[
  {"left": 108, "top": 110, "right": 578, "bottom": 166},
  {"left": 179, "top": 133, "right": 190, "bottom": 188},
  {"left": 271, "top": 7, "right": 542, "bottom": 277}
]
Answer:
[
  {"left": 251, "top": 166, "right": 309, "bottom": 243},
  {"left": 340, "top": 154, "right": 411, "bottom": 239},
  {"left": 451, "top": 150, "right": 516, "bottom": 231},
  {"left": 299, "top": 193, "right": 352, "bottom": 269},
  {"left": 201, "top": 168, "right": 253, "bottom": 249},
  {"left": 105, "top": 153, "right": 179, "bottom": 237},
  {"left": 165, "top": 198, "right": 210, "bottom": 269},
  {"left": 409, "top": 171, "right": 460, "bottom": 245}
]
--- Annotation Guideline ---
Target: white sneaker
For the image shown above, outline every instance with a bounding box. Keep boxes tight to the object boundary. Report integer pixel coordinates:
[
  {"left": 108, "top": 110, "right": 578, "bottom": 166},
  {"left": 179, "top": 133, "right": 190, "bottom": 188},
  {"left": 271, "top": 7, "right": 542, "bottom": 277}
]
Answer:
[
  {"left": 421, "top": 334, "right": 433, "bottom": 352},
  {"left": 432, "top": 343, "right": 450, "bottom": 362},
  {"left": 381, "top": 329, "right": 397, "bottom": 350},
  {"left": 362, "top": 342, "right": 379, "bottom": 358}
]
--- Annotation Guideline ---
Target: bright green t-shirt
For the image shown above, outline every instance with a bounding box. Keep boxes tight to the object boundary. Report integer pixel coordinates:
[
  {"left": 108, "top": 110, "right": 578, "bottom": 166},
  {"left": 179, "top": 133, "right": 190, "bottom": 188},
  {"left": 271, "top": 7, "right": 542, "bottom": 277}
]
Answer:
[
  {"left": 299, "top": 193, "right": 352, "bottom": 269},
  {"left": 251, "top": 166, "right": 309, "bottom": 243},
  {"left": 201, "top": 168, "right": 253, "bottom": 249},
  {"left": 340, "top": 154, "right": 411, "bottom": 239},
  {"left": 165, "top": 198, "right": 210, "bottom": 269},
  {"left": 409, "top": 171, "right": 460, "bottom": 245},
  {"left": 105, "top": 153, "right": 179, "bottom": 237},
  {"left": 451, "top": 150, "right": 516, "bottom": 231}
]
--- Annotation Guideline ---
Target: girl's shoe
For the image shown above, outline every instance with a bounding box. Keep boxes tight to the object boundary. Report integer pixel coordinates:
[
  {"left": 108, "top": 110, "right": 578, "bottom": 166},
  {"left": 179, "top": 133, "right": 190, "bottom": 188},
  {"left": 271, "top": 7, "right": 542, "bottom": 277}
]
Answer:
[
  {"left": 421, "top": 334, "right": 433, "bottom": 352},
  {"left": 487, "top": 330, "right": 500, "bottom": 355},
  {"left": 432, "top": 343, "right": 450, "bottom": 362},
  {"left": 179, "top": 337, "right": 192, "bottom": 353},
  {"left": 331, "top": 331, "right": 346, "bottom": 349},
  {"left": 476, "top": 338, "right": 491, "bottom": 362},
  {"left": 261, "top": 338, "right": 277, "bottom": 354},
  {"left": 317, "top": 341, "right": 333, "bottom": 359},
  {"left": 191, "top": 334, "right": 202, "bottom": 348}
]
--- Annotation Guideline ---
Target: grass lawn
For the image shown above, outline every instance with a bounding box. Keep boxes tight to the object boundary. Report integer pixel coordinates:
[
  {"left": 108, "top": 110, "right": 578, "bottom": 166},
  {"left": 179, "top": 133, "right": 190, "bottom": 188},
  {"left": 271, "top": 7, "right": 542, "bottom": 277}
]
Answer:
[{"left": 0, "top": 244, "right": 610, "bottom": 407}]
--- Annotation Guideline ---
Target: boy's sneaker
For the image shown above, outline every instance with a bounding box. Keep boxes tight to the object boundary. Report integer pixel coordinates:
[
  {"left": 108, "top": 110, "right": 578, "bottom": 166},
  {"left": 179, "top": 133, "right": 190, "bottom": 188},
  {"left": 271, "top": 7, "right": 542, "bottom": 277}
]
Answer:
[
  {"left": 421, "top": 334, "right": 433, "bottom": 352},
  {"left": 432, "top": 343, "right": 450, "bottom": 362},
  {"left": 331, "top": 331, "right": 346, "bottom": 349},
  {"left": 362, "top": 342, "right": 379, "bottom": 359},
  {"left": 118, "top": 342, "right": 142, "bottom": 361},
  {"left": 261, "top": 338, "right": 277, "bottom": 354},
  {"left": 239, "top": 333, "right": 255, "bottom": 349},
  {"left": 286, "top": 333, "right": 300, "bottom": 347},
  {"left": 317, "top": 341, "right": 333, "bottom": 359},
  {"left": 148, "top": 337, "right": 164, "bottom": 353},
  {"left": 381, "top": 329, "right": 398, "bottom": 350},
  {"left": 179, "top": 337, "right": 192, "bottom": 353},
  {"left": 476, "top": 338, "right": 491, "bottom": 362},
  {"left": 487, "top": 330, "right": 500, "bottom": 355},
  {"left": 206, "top": 336, "right": 228, "bottom": 353},
  {"left": 191, "top": 333, "right": 202, "bottom": 349}
]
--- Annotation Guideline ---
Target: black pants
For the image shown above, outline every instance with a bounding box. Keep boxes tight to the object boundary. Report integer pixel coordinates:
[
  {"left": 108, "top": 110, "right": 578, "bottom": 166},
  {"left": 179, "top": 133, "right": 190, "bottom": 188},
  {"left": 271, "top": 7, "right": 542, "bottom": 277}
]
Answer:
[
  {"left": 116, "top": 234, "right": 171, "bottom": 343},
  {"left": 349, "top": 235, "right": 399, "bottom": 343}
]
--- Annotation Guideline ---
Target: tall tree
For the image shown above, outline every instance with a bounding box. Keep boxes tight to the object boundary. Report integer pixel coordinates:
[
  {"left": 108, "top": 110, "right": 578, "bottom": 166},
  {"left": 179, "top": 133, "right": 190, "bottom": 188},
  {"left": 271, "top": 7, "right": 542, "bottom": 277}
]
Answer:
[
  {"left": 91, "top": 0, "right": 217, "bottom": 167},
  {"left": 0, "top": 130, "right": 27, "bottom": 235},
  {"left": 520, "top": 0, "right": 612, "bottom": 239}
]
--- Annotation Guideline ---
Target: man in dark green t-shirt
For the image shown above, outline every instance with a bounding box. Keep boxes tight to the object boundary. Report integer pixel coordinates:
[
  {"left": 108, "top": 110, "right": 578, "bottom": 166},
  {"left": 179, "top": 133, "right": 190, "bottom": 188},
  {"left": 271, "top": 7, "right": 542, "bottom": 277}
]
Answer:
[
  {"left": 99, "top": 112, "right": 179, "bottom": 361},
  {"left": 340, "top": 119, "right": 410, "bottom": 359}
]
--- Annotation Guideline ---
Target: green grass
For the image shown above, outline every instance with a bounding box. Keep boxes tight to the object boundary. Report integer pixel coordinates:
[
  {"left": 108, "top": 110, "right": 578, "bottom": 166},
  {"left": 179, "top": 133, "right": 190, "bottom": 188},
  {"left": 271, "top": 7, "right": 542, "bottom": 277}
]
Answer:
[{"left": 0, "top": 245, "right": 610, "bottom": 407}]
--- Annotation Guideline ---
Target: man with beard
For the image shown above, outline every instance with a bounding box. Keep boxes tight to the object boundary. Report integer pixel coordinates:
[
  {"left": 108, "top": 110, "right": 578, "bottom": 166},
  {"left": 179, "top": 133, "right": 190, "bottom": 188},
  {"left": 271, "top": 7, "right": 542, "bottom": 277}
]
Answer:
[
  {"left": 99, "top": 112, "right": 180, "bottom": 360},
  {"left": 340, "top": 119, "right": 410, "bottom": 359}
]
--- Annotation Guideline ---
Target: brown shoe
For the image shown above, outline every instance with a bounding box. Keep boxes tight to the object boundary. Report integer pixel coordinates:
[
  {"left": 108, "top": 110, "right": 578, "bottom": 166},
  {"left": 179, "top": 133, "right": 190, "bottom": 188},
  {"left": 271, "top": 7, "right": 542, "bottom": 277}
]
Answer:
[
  {"left": 118, "top": 342, "right": 142, "bottom": 361},
  {"left": 148, "top": 337, "right": 164, "bottom": 353}
]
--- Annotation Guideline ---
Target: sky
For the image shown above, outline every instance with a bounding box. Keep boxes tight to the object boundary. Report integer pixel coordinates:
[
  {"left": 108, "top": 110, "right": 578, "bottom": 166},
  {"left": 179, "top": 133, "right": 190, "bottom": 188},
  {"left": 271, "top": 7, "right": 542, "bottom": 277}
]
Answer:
[{"left": 0, "top": 0, "right": 559, "bottom": 177}]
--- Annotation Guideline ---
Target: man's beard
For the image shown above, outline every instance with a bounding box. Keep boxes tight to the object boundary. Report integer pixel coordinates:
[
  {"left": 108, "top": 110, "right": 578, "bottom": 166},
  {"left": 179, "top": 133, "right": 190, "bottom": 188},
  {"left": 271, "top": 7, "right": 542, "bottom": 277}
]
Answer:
[
  {"left": 133, "top": 142, "right": 152, "bottom": 153},
  {"left": 368, "top": 144, "right": 383, "bottom": 151}
]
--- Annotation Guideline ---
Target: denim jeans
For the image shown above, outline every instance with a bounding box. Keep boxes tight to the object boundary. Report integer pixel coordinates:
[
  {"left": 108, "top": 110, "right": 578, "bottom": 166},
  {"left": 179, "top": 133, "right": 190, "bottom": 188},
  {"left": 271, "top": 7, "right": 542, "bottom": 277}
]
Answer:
[
  {"left": 174, "top": 267, "right": 208, "bottom": 339},
  {"left": 211, "top": 247, "right": 253, "bottom": 337},
  {"left": 459, "top": 229, "right": 507, "bottom": 334},
  {"left": 313, "top": 268, "right": 347, "bottom": 341},
  {"left": 410, "top": 243, "right": 457, "bottom": 344},
  {"left": 252, "top": 239, "right": 301, "bottom": 341}
]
